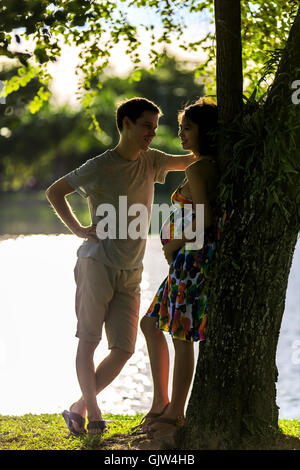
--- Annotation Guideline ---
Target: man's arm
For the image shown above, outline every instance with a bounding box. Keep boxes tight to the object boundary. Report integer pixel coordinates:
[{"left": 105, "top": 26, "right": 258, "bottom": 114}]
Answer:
[
  {"left": 164, "top": 153, "right": 196, "bottom": 171},
  {"left": 45, "top": 177, "right": 97, "bottom": 240}
]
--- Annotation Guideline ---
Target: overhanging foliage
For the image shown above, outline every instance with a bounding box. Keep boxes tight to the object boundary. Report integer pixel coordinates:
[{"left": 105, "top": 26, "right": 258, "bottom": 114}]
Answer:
[{"left": 1, "top": 1, "right": 299, "bottom": 117}]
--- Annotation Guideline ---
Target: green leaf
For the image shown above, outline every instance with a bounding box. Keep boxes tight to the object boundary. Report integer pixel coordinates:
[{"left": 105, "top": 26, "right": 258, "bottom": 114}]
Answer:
[
  {"left": 129, "top": 69, "right": 142, "bottom": 82},
  {"left": 28, "top": 87, "right": 50, "bottom": 114},
  {"left": 34, "top": 47, "right": 49, "bottom": 64}
]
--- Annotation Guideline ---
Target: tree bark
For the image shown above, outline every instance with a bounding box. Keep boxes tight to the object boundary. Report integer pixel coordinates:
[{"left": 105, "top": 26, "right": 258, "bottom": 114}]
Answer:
[
  {"left": 214, "top": 0, "right": 243, "bottom": 125},
  {"left": 177, "top": 2, "right": 300, "bottom": 450}
]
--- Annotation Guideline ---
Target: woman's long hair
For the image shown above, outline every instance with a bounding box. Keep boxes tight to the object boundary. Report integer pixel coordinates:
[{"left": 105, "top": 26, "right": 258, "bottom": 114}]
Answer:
[{"left": 178, "top": 97, "right": 218, "bottom": 157}]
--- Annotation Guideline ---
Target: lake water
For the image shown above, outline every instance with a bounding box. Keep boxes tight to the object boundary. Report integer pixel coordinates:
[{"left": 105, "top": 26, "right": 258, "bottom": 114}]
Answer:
[{"left": 0, "top": 234, "right": 299, "bottom": 419}]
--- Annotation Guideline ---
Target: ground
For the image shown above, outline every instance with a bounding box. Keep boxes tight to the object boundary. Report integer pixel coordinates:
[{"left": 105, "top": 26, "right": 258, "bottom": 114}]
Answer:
[{"left": 0, "top": 414, "right": 299, "bottom": 451}]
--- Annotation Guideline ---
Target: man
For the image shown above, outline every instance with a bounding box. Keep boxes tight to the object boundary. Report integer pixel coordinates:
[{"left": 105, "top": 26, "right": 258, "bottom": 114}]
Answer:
[{"left": 46, "top": 97, "right": 196, "bottom": 435}]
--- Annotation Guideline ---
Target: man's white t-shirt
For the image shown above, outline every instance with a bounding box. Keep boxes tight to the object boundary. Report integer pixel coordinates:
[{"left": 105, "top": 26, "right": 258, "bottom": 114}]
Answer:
[{"left": 64, "top": 148, "right": 170, "bottom": 270}]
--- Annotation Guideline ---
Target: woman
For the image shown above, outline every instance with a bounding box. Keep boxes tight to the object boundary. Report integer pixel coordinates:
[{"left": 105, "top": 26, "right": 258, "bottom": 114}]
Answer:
[{"left": 132, "top": 97, "right": 223, "bottom": 435}]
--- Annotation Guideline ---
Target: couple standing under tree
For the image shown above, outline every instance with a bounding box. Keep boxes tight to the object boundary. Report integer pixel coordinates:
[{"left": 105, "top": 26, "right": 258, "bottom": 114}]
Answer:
[{"left": 46, "top": 96, "right": 222, "bottom": 437}]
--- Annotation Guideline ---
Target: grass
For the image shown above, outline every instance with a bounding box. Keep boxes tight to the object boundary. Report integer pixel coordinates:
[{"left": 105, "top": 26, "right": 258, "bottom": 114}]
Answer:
[
  {"left": 0, "top": 414, "right": 300, "bottom": 451},
  {"left": 240, "top": 419, "right": 300, "bottom": 451},
  {"left": 0, "top": 413, "right": 144, "bottom": 451}
]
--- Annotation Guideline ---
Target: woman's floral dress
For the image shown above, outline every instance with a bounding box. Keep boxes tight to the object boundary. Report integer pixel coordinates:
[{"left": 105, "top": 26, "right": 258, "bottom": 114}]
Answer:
[{"left": 145, "top": 172, "right": 225, "bottom": 342}]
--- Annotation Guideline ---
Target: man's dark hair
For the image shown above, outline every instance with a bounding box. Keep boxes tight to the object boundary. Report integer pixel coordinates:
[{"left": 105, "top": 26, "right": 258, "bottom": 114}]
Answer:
[{"left": 116, "top": 97, "right": 162, "bottom": 132}]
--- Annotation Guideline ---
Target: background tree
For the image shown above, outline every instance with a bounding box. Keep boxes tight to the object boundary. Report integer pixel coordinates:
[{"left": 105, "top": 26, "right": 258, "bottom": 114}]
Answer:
[{"left": 0, "top": 54, "right": 203, "bottom": 192}]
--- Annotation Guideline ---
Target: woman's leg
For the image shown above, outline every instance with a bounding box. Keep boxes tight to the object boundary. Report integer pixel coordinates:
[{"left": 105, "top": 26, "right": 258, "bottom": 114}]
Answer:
[
  {"left": 140, "top": 316, "right": 170, "bottom": 413},
  {"left": 150, "top": 337, "right": 194, "bottom": 429},
  {"left": 169, "top": 337, "right": 194, "bottom": 418}
]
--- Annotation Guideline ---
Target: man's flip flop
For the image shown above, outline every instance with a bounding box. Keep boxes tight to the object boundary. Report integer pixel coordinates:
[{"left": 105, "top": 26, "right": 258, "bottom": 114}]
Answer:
[
  {"left": 62, "top": 410, "right": 87, "bottom": 436},
  {"left": 87, "top": 420, "right": 108, "bottom": 435}
]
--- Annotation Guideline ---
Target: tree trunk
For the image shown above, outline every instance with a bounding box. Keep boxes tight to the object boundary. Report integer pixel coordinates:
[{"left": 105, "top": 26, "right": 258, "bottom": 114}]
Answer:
[
  {"left": 214, "top": 0, "right": 243, "bottom": 124},
  {"left": 177, "top": 2, "right": 300, "bottom": 450},
  {"left": 178, "top": 205, "right": 298, "bottom": 449}
]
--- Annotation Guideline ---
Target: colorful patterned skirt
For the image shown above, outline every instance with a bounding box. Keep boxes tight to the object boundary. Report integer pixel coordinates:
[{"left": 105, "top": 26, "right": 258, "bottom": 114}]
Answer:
[
  {"left": 145, "top": 187, "right": 224, "bottom": 342},
  {"left": 145, "top": 241, "right": 216, "bottom": 342}
]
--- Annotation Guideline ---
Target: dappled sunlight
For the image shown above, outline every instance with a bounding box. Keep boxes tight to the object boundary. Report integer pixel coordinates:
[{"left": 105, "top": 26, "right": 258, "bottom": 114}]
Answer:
[{"left": 0, "top": 234, "right": 299, "bottom": 418}]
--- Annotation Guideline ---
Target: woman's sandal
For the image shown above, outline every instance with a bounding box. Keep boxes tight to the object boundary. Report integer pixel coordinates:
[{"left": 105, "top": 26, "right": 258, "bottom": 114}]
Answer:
[
  {"left": 87, "top": 420, "right": 108, "bottom": 435},
  {"left": 147, "top": 415, "right": 185, "bottom": 436},
  {"left": 131, "top": 403, "right": 170, "bottom": 435}
]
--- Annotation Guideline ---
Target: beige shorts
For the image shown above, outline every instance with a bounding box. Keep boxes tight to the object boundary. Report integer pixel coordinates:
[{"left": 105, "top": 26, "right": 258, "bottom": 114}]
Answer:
[{"left": 74, "top": 257, "right": 142, "bottom": 354}]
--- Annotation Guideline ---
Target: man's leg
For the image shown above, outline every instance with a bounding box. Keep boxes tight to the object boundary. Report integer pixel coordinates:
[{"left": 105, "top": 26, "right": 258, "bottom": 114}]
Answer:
[
  {"left": 94, "top": 347, "right": 132, "bottom": 393},
  {"left": 69, "top": 257, "right": 115, "bottom": 432},
  {"left": 75, "top": 339, "right": 101, "bottom": 423},
  {"left": 69, "top": 262, "right": 141, "bottom": 433},
  {"left": 70, "top": 343, "right": 132, "bottom": 433}
]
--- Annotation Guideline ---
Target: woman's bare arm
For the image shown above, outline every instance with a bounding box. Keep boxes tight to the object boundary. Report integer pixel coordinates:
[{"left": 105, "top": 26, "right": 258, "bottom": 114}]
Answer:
[
  {"left": 185, "top": 161, "right": 212, "bottom": 229},
  {"left": 162, "top": 162, "right": 212, "bottom": 263}
]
